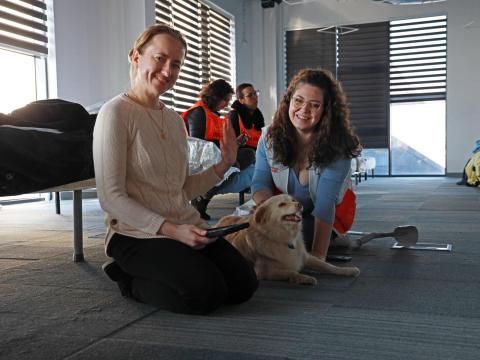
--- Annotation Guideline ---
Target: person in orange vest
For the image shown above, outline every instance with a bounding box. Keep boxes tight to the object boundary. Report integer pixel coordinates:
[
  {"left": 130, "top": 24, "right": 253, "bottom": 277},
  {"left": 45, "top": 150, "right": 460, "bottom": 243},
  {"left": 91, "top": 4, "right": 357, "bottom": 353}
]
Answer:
[
  {"left": 228, "top": 83, "right": 265, "bottom": 150},
  {"left": 182, "top": 79, "right": 255, "bottom": 220},
  {"left": 181, "top": 79, "right": 232, "bottom": 146}
]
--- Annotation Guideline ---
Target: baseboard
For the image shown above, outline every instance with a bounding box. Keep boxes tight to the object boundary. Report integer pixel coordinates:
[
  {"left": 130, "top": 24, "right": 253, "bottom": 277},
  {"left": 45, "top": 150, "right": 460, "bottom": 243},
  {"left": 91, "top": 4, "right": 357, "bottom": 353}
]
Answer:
[{"left": 0, "top": 197, "right": 46, "bottom": 206}]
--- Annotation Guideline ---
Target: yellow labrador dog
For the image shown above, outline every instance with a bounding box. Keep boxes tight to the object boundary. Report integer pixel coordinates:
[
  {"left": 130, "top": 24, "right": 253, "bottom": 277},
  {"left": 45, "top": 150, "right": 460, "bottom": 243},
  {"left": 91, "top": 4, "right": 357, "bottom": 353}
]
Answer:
[{"left": 216, "top": 194, "right": 360, "bottom": 285}]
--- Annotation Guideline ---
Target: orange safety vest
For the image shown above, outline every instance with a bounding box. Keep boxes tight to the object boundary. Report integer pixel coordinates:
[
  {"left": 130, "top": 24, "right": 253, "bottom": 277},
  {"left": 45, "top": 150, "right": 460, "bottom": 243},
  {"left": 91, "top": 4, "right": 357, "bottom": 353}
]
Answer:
[
  {"left": 236, "top": 112, "right": 261, "bottom": 148},
  {"left": 332, "top": 188, "right": 356, "bottom": 234},
  {"left": 181, "top": 101, "right": 224, "bottom": 142}
]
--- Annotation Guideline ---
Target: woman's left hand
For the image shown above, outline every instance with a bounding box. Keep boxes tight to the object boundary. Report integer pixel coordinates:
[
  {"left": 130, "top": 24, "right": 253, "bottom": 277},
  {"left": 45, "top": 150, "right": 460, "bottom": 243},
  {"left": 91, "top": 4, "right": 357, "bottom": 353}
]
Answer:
[{"left": 214, "top": 120, "right": 238, "bottom": 176}]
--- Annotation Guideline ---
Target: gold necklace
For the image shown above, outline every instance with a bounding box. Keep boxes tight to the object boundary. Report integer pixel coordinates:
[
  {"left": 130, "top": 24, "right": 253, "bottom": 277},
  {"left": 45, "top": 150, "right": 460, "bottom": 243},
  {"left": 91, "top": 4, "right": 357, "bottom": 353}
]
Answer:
[
  {"left": 145, "top": 107, "right": 167, "bottom": 140},
  {"left": 125, "top": 92, "right": 167, "bottom": 140}
]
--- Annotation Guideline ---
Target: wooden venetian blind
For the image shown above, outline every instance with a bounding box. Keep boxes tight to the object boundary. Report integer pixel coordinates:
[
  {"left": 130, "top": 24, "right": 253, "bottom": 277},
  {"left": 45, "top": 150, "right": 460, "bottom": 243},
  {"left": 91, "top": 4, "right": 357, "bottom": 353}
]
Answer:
[
  {"left": 390, "top": 15, "right": 447, "bottom": 102},
  {"left": 337, "top": 22, "right": 390, "bottom": 148},
  {"left": 155, "top": 0, "right": 234, "bottom": 113},
  {"left": 0, "top": 0, "right": 48, "bottom": 55},
  {"left": 285, "top": 28, "right": 336, "bottom": 84}
]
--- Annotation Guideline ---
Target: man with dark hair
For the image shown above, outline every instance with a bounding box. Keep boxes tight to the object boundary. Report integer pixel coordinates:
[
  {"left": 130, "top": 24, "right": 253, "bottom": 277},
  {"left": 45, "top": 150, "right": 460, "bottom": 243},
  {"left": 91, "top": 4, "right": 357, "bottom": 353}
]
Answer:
[
  {"left": 182, "top": 80, "right": 256, "bottom": 220},
  {"left": 228, "top": 83, "right": 265, "bottom": 150}
]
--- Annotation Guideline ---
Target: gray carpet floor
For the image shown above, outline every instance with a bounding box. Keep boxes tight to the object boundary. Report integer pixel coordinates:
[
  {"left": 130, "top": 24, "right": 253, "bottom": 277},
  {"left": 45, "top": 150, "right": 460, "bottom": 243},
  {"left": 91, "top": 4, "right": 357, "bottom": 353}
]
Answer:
[{"left": 0, "top": 177, "right": 479, "bottom": 359}]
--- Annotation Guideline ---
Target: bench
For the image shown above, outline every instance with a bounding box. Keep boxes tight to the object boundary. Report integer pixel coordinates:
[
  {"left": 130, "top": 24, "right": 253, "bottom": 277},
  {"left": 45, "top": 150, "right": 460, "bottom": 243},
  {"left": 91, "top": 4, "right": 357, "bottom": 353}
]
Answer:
[
  {"left": 41, "top": 178, "right": 96, "bottom": 262},
  {"left": 46, "top": 178, "right": 246, "bottom": 262}
]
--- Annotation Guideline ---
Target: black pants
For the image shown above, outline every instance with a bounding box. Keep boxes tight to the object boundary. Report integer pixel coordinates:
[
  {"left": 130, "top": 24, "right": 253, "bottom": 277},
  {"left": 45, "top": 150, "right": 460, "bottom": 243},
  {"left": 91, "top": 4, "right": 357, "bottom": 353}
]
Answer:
[
  {"left": 108, "top": 233, "right": 258, "bottom": 315},
  {"left": 236, "top": 147, "right": 256, "bottom": 170}
]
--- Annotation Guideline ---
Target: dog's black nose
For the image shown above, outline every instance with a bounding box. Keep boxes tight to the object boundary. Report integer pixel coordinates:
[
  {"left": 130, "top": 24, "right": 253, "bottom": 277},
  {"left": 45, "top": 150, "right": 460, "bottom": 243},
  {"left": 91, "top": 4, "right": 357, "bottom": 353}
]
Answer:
[{"left": 288, "top": 244, "right": 295, "bottom": 249}]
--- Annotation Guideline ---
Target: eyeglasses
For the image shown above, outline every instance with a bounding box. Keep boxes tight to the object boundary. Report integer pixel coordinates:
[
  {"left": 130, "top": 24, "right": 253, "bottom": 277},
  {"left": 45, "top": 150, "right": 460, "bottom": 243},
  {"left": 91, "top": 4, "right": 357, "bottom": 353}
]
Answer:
[
  {"left": 243, "top": 90, "right": 260, "bottom": 99},
  {"left": 290, "top": 96, "right": 322, "bottom": 112}
]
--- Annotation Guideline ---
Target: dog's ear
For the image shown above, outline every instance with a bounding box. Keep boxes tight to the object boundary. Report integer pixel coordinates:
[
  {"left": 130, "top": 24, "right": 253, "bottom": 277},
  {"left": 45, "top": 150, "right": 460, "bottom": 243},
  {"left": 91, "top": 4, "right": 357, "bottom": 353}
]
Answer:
[{"left": 253, "top": 205, "right": 267, "bottom": 225}]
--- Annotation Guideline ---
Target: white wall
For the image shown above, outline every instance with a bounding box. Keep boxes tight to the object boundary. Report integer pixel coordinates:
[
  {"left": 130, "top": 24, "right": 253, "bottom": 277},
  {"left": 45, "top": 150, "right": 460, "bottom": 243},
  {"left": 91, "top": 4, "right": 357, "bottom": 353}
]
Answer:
[
  {"left": 50, "top": 0, "right": 479, "bottom": 173},
  {"left": 256, "top": 0, "right": 480, "bottom": 173},
  {"left": 52, "top": 0, "right": 246, "bottom": 108},
  {"left": 52, "top": 0, "right": 150, "bottom": 107},
  {"left": 210, "top": 0, "right": 280, "bottom": 123}
]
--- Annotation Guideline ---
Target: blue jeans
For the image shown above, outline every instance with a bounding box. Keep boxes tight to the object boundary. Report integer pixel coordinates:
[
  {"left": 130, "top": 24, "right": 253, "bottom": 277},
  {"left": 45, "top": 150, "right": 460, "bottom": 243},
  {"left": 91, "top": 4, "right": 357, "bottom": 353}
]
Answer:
[{"left": 216, "top": 164, "right": 254, "bottom": 194}]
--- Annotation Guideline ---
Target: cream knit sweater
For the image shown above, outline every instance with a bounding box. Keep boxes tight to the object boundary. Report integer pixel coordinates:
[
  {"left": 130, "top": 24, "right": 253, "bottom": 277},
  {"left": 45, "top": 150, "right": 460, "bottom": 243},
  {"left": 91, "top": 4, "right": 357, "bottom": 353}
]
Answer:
[{"left": 93, "top": 94, "right": 221, "bottom": 253}]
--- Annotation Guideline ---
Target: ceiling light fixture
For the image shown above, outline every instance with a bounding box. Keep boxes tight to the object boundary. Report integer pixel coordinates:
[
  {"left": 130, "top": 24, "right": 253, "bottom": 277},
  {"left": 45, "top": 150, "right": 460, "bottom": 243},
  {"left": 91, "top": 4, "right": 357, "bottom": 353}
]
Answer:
[
  {"left": 283, "top": 0, "right": 316, "bottom": 5},
  {"left": 371, "top": 0, "right": 447, "bottom": 5},
  {"left": 463, "top": 20, "right": 480, "bottom": 29},
  {"left": 316, "top": 25, "right": 359, "bottom": 35}
]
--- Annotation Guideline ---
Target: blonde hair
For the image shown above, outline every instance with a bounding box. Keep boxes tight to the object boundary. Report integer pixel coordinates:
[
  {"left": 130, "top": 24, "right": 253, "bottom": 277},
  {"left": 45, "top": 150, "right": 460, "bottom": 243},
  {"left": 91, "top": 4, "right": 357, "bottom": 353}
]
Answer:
[{"left": 128, "top": 23, "right": 188, "bottom": 83}]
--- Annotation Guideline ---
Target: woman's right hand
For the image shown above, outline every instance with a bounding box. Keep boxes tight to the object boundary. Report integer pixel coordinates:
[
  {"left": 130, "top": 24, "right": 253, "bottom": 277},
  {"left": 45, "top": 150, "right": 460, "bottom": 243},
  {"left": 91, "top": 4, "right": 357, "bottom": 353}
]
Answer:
[
  {"left": 158, "top": 221, "right": 216, "bottom": 248},
  {"left": 214, "top": 120, "right": 237, "bottom": 177}
]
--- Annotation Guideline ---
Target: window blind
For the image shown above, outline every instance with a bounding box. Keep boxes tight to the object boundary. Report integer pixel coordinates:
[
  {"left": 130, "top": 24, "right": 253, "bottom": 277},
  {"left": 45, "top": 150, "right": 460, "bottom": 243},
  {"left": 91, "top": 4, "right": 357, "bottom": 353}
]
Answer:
[
  {"left": 338, "top": 22, "right": 390, "bottom": 148},
  {"left": 285, "top": 28, "right": 336, "bottom": 85},
  {"left": 0, "top": 0, "right": 48, "bottom": 55},
  {"left": 390, "top": 15, "right": 447, "bottom": 102},
  {"left": 155, "top": 0, "right": 234, "bottom": 113}
]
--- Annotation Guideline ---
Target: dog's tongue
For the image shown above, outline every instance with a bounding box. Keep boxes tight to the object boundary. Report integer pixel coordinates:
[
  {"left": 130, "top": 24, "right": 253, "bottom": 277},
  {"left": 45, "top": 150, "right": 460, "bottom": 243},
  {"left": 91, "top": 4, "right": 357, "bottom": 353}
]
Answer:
[{"left": 284, "top": 214, "right": 301, "bottom": 222}]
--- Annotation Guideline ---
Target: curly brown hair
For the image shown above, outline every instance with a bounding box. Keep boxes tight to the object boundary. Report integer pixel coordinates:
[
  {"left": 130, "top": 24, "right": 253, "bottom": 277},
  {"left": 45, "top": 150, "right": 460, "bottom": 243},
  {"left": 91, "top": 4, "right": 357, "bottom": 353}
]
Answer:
[
  {"left": 267, "top": 68, "right": 361, "bottom": 168},
  {"left": 199, "top": 79, "right": 234, "bottom": 111}
]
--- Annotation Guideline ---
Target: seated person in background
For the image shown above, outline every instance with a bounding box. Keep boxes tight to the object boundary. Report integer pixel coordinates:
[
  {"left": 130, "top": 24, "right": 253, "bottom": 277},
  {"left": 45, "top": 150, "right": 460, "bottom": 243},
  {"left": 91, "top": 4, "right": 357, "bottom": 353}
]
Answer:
[
  {"left": 182, "top": 79, "right": 255, "bottom": 220},
  {"left": 228, "top": 83, "right": 265, "bottom": 150},
  {"left": 251, "top": 68, "right": 362, "bottom": 260},
  {"left": 457, "top": 139, "right": 480, "bottom": 187}
]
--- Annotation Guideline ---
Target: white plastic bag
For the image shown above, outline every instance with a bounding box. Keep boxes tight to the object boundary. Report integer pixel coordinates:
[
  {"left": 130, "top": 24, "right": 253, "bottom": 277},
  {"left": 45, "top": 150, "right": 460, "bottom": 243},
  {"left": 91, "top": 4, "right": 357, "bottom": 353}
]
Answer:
[{"left": 187, "top": 136, "right": 239, "bottom": 184}]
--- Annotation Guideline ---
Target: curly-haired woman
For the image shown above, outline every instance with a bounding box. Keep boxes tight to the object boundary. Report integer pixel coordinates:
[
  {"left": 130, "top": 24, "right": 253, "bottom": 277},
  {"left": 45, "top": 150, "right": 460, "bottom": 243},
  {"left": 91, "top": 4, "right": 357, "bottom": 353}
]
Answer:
[{"left": 251, "top": 68, "right": 362, "bottom": 260}]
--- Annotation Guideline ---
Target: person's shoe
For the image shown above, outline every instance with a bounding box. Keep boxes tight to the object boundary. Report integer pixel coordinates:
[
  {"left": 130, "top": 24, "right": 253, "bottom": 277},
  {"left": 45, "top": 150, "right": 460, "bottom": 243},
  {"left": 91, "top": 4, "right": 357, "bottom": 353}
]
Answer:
[
  {"left": 102, "top": 260, "right": 133, "bottom": 298},
  {"left": 329, "top": 233, "right": 353, "bottom": 248},
  {"left": 191, "top": 196, "right": 211, "bottom": 220}
]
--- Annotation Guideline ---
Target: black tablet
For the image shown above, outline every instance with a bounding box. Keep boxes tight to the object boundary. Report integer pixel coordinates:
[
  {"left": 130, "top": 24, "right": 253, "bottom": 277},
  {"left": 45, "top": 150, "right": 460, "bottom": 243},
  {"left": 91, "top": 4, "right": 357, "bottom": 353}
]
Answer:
[
  {"left": 326, "top": 255, "right": 352, "bottom": 262},
  {"left": 206, "top": 223, "right": 250, "bottom": 238}
]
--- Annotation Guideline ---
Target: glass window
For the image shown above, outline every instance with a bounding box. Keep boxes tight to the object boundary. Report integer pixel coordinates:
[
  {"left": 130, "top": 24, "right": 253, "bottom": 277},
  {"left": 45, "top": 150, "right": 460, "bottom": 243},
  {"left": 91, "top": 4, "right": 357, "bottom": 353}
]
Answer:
[
  {"left": 0, "top": 48, "right": 39, "bottom": 113},
  {"left": 361, "top": 149, "right": 389, "bottom": 176},
  {"left": 390, "top": 101, "right": 446, "bottom": 175},
  {"left": 0, "top": 0, "right": 49, "bottom": 113}
]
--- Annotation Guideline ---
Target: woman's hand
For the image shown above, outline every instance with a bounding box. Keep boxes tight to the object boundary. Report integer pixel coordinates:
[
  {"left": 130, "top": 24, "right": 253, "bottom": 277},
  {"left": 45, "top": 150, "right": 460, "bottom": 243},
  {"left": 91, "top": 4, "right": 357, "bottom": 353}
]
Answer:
[
  {"left": 214, "top": 120, "right": 238, "bottom": 177},
  {"left": 252, "top": 189, "right": 273, "bottom": 208},
  {"left": 158, "top": 221, "right": 216, "bottom": 249}
]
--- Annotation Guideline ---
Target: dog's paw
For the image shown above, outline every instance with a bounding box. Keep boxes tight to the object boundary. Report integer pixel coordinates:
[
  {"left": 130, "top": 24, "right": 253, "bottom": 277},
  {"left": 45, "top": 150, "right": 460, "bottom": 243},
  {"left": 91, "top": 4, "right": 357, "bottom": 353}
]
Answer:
[
  {"left": 348, "top": 267, "right": 361, "bottom": 277},
  {"left": 289, "top": 273, "right": 317, "bottom": 286}
]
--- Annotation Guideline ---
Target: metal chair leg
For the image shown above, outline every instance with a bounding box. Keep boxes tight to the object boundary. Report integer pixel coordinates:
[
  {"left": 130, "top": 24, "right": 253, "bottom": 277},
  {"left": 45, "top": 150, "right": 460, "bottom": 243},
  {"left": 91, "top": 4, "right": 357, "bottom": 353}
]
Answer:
[
  {"left": 72, "top": 190, "right": 84, "bottom": 262},
  {"left": 55, "top": 192, "right": 61, "bottom": 214}
]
